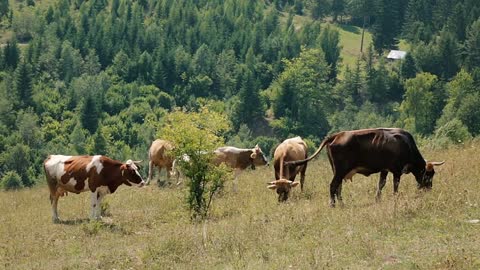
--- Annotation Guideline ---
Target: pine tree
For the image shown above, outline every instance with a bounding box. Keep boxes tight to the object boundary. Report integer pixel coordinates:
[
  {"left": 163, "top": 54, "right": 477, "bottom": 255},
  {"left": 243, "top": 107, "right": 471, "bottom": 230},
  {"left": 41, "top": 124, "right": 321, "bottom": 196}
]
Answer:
[
  {"left": 70, "top": 122, "right": 87, "bottom": 154},
  {"left": 233, "top": 67, "right": 263, "bottom": 129},
  {"left": 14, "top": 60, "right": 33, "bottom": 109},
  {"left": 3, "top": 40, "right": 20, "bottom": 70},
  {"left": 318, "top": 25, "right": 342, "bottom": 82},
  {"left": 464, "top": 19, "right": 480, "bottom": 71},
  {"left": 0, "top": 0, "right": 8, "bottom": 18},
  {"left": 91, "top": 127, "right": 108, "bottom": 155},
  {"left": 80, "top": 95, "right": 99, "bottom": 134},
  {"left": 401, "top": 53, "right": 417, "bottom": 80}
]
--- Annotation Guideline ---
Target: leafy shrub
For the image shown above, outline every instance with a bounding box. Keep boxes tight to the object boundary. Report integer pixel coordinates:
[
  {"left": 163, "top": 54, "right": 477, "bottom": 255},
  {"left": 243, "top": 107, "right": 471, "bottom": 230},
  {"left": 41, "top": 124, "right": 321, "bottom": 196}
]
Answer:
[
  {"left": 159, "top": 106, "right": 231, "bottom": 220},
  {"left": 1, "top": 171, "right": 23, "bottom": 190},
  {"left": 433, "top": 119, "right": 472, "bottom": 146}
]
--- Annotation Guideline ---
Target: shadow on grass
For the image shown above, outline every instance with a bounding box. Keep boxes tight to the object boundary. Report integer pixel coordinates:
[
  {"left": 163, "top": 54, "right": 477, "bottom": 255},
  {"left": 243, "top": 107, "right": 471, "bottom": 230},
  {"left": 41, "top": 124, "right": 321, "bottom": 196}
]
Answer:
[
  {"left": 338, "top": 24, "right": 360, "bottom": 34},
  {"left": 56, "top": 218, "right": 90, "bottom": 225}
]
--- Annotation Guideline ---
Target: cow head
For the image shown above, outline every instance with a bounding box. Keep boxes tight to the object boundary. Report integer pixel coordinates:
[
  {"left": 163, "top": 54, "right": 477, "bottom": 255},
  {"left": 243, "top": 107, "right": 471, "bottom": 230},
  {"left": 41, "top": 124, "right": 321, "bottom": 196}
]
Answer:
[
  {"left": 250, "top": 144, "right": 269, "bottom": 169},
  {"left": 415, "top": 160, "right": 445, "bottom": 189},
  {"left": 267, "top": 179, "right": 299, "bottom": 202},
  {"left": 121, "top": 160, "right": 145, "bottom": 187}
]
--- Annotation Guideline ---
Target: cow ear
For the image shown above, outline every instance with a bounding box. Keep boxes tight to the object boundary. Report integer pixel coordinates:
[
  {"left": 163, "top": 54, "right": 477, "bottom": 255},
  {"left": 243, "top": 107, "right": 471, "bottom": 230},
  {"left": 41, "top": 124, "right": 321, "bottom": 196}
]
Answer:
[
  {"left": 290, "top": 181, "right": 300, "bottom": 188},
  {"left": 267, "top": 184, "right": 277, "bottom": 190},
  {"left": 250, "top": 152, "right": 257, "bottom": 159}
]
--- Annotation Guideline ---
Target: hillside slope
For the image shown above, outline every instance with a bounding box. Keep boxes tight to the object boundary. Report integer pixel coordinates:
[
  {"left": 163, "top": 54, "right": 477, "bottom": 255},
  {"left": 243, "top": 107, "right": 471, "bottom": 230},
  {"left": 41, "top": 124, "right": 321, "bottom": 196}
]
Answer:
[{"left": 1, "top": 142, "right": 479, "bottom": 269}]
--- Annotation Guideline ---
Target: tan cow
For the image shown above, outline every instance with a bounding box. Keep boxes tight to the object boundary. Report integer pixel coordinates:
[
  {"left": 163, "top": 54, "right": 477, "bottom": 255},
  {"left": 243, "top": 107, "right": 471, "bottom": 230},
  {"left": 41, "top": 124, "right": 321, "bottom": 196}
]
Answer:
[
  {"left": 214, "top": 144, "right": 269, "bottom": 191},
  {"left": 147, "top": 139, "right": 180, "bottom": 185},
  {"left": 44, "top": 155, "right": 145, "bottom": 223},
  {"left": 267, "top": 136, "right": 308, "bottom": 201}
]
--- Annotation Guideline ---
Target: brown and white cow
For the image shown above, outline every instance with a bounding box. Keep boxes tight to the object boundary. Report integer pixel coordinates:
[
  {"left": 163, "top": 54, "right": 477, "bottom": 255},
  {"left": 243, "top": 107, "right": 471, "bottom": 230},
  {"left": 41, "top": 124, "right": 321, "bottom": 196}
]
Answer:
[
  {"left": 267, "top": 136, "right": 308, "bottom": 202},
  {"left": 285, "top": 128, "right": 445, "bottom": 207},
  {"left": 44, "top": 155, "right": 145, "bottom": 223},
  {"left": 147, "top": 139, "right": 180, "bottom": 185},
  {"left": 214, "top": 144, "right": 269, "bottom": 191}
]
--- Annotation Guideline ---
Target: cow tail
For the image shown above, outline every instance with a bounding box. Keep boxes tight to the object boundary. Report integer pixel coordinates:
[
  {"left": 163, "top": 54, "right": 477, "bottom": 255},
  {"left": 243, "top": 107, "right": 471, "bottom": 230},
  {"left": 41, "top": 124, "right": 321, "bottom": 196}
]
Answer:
[
  {"left": 279, "top": 153, "right": 286, "bottom": 179},
  {"left": 284, "top": 136, "right": 333, "bottom": 167}
]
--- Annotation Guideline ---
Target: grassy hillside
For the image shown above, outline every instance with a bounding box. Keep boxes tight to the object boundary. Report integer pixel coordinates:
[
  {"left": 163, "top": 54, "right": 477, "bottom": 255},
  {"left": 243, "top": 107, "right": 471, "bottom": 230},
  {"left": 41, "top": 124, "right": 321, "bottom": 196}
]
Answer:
[
  {"left": 291, "top": 14, "right": 373, "bottom": 77},
  {"left": 1, "top": 142, "right": 479, "bottom": 269}
]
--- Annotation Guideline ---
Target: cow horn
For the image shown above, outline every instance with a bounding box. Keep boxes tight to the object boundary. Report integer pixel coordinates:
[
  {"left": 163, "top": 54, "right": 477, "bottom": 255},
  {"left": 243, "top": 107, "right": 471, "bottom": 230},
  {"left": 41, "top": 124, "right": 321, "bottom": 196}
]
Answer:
[
  {"left": 133, "top": 160, "right": 143, "bottom": 164},
  {"left": 267, "top": 184, "right": 277, "bottom": 190},
  {"left": 430, "top": 161, "right": 445, "bottom": 166},
  {"left": 267, "top": 180, "right": 278, "bottom": 185}
]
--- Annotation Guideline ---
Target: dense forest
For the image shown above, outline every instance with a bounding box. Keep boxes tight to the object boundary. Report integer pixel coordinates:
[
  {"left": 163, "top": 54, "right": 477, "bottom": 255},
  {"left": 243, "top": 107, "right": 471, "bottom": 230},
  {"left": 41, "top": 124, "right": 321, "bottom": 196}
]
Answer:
[{"left": 0, "top": 0, "right": 479, "bottom": 190}]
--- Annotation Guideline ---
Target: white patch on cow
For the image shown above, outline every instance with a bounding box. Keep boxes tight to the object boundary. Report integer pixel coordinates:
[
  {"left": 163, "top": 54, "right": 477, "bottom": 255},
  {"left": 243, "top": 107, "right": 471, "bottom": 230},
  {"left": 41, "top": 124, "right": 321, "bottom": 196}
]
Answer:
[
  {"left": 90, "top": 186, "right": 110, "bottom": 220},
  {"left": 45, "top": 155, "right": 73, "bottom": 180},
  {"left": 86, "top": 155, "right": 104, "bottom": 174},
  {"left": 124, "top": 160, "right": 145, "bottom": 186},
  {"left": 216, "top": 146, "right": 251, "bottom": 154}
]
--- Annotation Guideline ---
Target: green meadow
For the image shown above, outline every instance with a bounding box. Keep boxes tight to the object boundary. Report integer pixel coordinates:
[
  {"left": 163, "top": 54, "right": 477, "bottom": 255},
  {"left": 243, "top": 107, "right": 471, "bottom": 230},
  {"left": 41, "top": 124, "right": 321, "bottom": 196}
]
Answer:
[{"left": 1, "top": 142, "right": 479, "bottom": 269}]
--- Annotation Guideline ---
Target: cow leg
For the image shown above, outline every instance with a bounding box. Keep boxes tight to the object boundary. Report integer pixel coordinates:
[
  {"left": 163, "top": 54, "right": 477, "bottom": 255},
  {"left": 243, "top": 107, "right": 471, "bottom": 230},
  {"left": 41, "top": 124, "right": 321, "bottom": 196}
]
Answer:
[
  {"left": 329, "top": 175, "right": 343, "bottom": 207},
  {"left": 376, "top": 170, "right": 388, "bottom": 201},
  {"left": 299, "top": 164, "right": 307, "bottom": 192},
  {"left": 147, "top": 161, "right": 154, "bottom": 185},
  {"left": 233, "top": 169, "right": 242, "bottom": 193},
  {"left": 336, "top": 182, "right": 344, "bottom": 206},
  {"left": 90, "top": 190, "right": 99, "bottom": 220},
  {"left": 90, "top": 189, "right": 108, "bottom": 220},
  {"left": 393, "top": 174, "right": 401, "bottom": 194},
  {"left": 166, "top": 166, "right": 171, "bottom": 184},
  {"left": 50, "top": 191, "right": 60, "bottom": 223},
  {"left": 47, "top": 176, "right": 61, "bottom": 223},
  {"left": 175, "top": 168, "right": 182, "bottom": 185}
]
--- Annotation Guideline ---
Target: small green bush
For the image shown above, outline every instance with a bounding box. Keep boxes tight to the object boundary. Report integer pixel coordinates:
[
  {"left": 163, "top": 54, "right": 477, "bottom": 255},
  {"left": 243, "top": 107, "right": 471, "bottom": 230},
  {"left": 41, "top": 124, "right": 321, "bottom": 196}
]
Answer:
[
  {"left": 434, "top": 119, "right": 472, "bottom": 146},
  {"left": 1, "top": 171, "right": 23, "bottom": 191}
]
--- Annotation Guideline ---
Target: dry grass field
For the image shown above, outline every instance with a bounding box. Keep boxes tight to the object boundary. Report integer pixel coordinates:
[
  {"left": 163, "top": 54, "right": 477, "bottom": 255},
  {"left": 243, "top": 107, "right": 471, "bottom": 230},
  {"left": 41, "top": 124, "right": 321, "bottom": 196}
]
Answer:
[{"left": 1, "top": 142, "right": 480, "bottom": 269}]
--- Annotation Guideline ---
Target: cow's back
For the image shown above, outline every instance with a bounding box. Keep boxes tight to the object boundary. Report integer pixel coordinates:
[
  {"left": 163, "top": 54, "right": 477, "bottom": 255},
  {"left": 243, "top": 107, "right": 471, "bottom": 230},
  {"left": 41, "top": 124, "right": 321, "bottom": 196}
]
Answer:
[
  {"left": 149, "top": 139, "right": 175, "bottom": 167},
  {"left": 330, "top": 128, "right": 419, "bottom": 171},
  {"left": 274, "top": 137, "right": 308, "bottom": 179},
  {"left": 274, "top": 137, "right": 308, "bottom": 163}
]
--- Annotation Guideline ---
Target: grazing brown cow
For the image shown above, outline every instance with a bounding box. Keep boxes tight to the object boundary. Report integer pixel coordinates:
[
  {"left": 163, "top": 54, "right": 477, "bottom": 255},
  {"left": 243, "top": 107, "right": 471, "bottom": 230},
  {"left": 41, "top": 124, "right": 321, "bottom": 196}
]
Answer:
[
  {"left": 285, "top": 128, "right": 445, "bottom": 207},
  {"left": 44, "top": 155, "right": 145, "bottom": 223},
  {"left": 147, "top": 139, "right": 180, "bottom": 185},
  {"left": 214, "top": 144, "right": 269, "bottom": 191},
  {"left": 267, "top": 136, "right": 307, "bottom": 201}
]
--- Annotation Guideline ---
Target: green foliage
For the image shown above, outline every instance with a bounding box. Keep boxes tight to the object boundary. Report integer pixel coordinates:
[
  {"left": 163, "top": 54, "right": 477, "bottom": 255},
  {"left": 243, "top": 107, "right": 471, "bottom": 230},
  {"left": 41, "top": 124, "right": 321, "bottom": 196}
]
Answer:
[
  {"left": 438, "top": 69, "right": 480, "bottom": 135},
  {"left": 0, "top": 171, "right": 23, "bottom": 191},
  {"left": 464, "top": 19, "right": 480, "bottom": 71},
  {"left": 231, "top": 67, "right": 264, "bottom": 130},
  {"left": 0, "top": 143, "right": 34, "bottom": 187},
  {"left": 14, "top": 60, "right": 33, "bottom": 109},
  {"left": 79, "top": 95, "right": 100, "bottom": 134},
  {"left": 0, "top": 0, "right": 8, "bottom": 18},
  {"left": 0, "top": 0, "right": 478, "bottom": 191},
  {"left": 270, "top": 47, "right": 332, "bottom": 139},
  {"left": 400, "top": 73, "right": 443, "bottom": 135},
  {"left": 434, "top": 119, "right": 472, "bottom": 146},
  {"left": 318, "top": 25, "right": 342, "bottom": 81},
  {"left": 158, "top": 106, "right": 231, "bottom": 220}
]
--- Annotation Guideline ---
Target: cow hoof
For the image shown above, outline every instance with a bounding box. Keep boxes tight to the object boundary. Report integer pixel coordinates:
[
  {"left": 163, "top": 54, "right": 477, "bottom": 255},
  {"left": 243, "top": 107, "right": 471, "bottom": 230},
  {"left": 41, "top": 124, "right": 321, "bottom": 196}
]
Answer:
[{"left": 53, "top": 218, "right": 60, "bottom": 224}]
